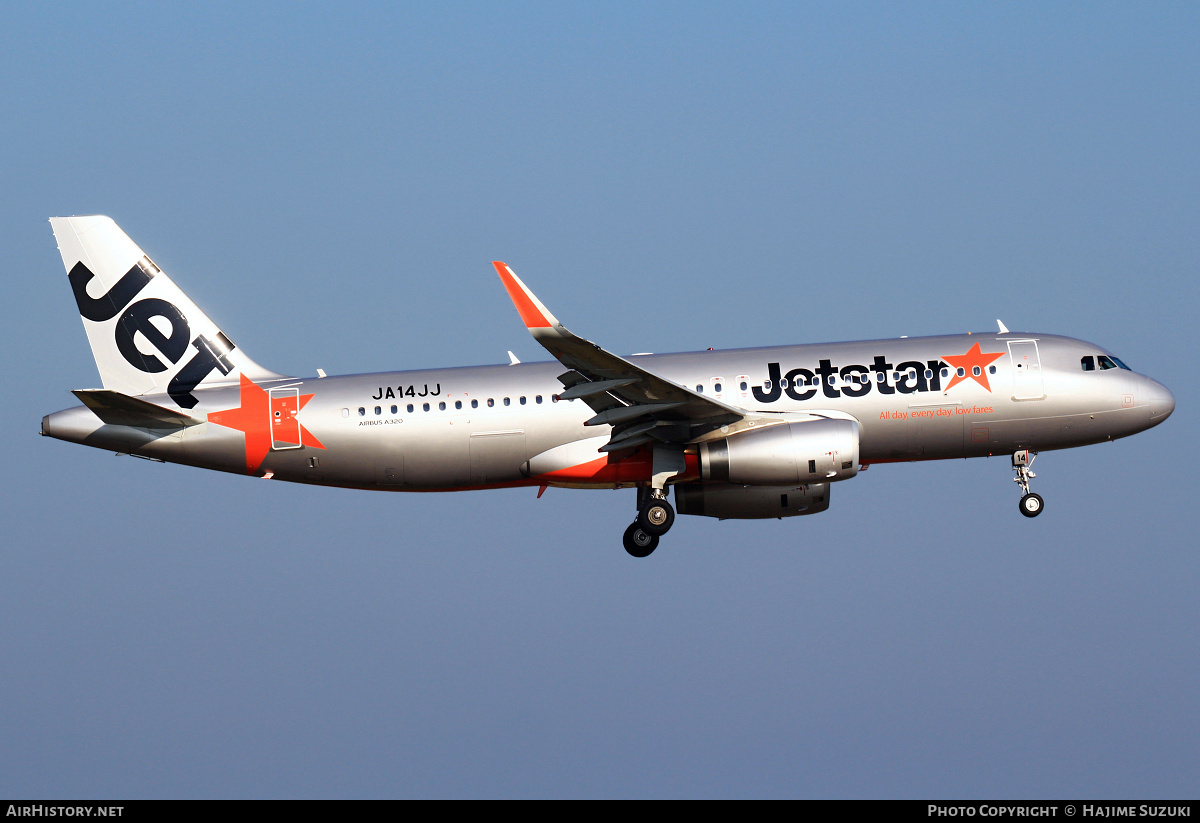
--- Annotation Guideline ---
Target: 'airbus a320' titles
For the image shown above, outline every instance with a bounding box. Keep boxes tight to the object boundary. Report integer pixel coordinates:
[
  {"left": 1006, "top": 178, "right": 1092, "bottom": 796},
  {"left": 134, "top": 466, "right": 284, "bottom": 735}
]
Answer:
[{"left": 42, "top": 216, "right": 1175, "bottom": 556}]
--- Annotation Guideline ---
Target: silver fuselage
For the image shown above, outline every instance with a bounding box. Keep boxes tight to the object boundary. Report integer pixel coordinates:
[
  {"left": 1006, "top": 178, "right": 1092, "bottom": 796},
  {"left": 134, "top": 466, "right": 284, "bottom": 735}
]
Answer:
[{"left": 42, "top": 332, "right": 1175, "bottom": 491}]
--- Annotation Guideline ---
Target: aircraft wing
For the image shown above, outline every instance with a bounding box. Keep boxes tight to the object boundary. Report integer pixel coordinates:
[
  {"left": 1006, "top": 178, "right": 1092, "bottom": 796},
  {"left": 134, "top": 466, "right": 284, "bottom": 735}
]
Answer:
[{"left": 494, "top": 262, "right": 746, "bottom": 452}]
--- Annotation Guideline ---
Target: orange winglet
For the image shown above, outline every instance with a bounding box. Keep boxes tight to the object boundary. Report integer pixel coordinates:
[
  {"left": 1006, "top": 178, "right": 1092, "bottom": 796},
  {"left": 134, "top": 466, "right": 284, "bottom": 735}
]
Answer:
[{"left": 493, "top": 261, "right": 553, "bottom": 328}]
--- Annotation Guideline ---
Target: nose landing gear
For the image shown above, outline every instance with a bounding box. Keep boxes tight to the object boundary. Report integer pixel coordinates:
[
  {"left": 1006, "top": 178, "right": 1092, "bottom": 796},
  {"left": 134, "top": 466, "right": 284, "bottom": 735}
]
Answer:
[{"left": 1013, "top": 450, "right": 1043, "bottom": 517}]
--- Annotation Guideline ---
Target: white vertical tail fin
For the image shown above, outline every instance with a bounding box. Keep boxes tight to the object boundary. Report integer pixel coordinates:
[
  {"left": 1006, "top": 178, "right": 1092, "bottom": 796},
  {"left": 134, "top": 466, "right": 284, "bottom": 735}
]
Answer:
[{"left": 50, "top": 215, "right": 282, "bottom": 409}]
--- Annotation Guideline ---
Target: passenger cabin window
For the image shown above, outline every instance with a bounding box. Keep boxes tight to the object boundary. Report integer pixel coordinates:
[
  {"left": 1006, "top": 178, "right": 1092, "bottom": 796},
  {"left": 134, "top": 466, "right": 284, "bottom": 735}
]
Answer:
[
  {"left": 455, "top": 401, "right": 462, "bottom": 410},
  {"left": 358, "top": 407, "right": 365, "bottom": 416},
  {"left": 536, "top": 395, "right": 543, "bottom": 404},
  {"left": 341, "top": 408, "right": 349, "bottom": 418},
  {"left": 989, "top": 365, "right": 996, "bottom": 374},
  {"left": 439, "top": 402, "right": 446, "bottom": 411},
  {"left": 487, "top": 398, "right": 495, "bottom": 407},
  {"left": 739, "top": 381, "right": 748, "bottom": 391},
  {"left": 696, "top": 385, "right": 704, "bottom": 393},
  {"left": 407, "top": 404, "right": 414, "bottom": 413},
  {"left": 956, "top": 368, "right": 965, "bottom": 377},
  {"left": 391, "top": 405, "right": 398, "bottom": 414},
  {"left": 972, "top": 366, "right": 981, "bottom": 377},
  {"left": 422, "top": 403, "right": 430, "bottom": 412},
  {"left": 503, "top": 397, "right": 511, "bottom": 406},
  {"left": 519, "top": 396, "right": 526, "bottom": 405},
  {"left": 375, "top": 406, "right": 381, "bottom": 415},
  {"left": 471, "top": 399, "right": 478, "bottom": 409}
]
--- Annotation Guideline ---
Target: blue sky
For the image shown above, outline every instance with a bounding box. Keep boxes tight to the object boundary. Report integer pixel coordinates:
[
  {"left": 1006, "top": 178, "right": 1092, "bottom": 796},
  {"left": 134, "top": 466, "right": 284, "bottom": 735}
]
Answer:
[{"left": 1, "top": 2, "right": 1197, "bottom": 798}]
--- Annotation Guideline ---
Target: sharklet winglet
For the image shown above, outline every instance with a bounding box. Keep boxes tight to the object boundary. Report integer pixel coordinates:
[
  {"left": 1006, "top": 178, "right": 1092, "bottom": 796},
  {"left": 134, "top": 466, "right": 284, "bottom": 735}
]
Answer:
[{"left": 493, "top": 261, "right": 559, "bottom": 330}]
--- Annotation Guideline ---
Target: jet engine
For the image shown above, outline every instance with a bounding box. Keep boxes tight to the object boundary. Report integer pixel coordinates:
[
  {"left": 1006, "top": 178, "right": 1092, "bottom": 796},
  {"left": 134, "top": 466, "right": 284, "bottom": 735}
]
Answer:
[
  {"left": 674, "top": 482, "right": 831, "bottom": 519},
  {"left": 696, "top": 418, "right": 860, "bottom": 485}
]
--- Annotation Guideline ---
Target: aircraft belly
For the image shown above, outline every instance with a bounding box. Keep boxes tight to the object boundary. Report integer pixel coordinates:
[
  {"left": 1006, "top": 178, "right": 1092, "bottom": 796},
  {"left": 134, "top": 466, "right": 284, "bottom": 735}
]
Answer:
[
  {"left": 389, "top": 422, "right": 470, "bottom": 487},
  {"left": 907, "top": 403, "right": 966, "bottom": 458},
  {"left": 855, "top": 399, "right": 915, "bottom": 461},
  {"left": 167, "top": 423, "right": 251, "bottom": 474},
  {"left": 469, "top": 430, "right": 527, "bottom": 484}
]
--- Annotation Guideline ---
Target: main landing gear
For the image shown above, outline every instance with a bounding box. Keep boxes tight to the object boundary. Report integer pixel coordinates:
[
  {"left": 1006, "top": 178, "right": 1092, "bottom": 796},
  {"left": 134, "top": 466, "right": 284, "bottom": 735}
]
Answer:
[
  {"left": 1012, "top": 450, "right": 1044, "bottom": 518},
  {"left": 623, "top": 487, "right": 676, "bottom": 557},
  {"left": 623, "top": 522, "right": 659, "bottom": 558}
]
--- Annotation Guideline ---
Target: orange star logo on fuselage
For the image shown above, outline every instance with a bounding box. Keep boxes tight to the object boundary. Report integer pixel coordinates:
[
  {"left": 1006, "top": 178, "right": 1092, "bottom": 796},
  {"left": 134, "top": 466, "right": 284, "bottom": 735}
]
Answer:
[
  {"left": 941, "top": 342, "right": 1006, "bottom": 392},
  {"left": 207, "top": 374, "right": 326, "bottom": 474}
]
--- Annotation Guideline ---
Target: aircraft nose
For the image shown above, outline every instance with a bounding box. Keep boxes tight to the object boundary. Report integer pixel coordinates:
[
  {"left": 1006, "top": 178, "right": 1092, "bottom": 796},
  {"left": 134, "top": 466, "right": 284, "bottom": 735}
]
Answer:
[{"left": 1147, "top": 378, "right": 1175, "bottom": 424}]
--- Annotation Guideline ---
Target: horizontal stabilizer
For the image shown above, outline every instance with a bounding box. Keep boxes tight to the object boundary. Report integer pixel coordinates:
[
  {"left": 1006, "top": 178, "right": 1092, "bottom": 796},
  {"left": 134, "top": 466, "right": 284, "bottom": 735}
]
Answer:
[{"left": 72, "top": 389, "right": 201, "bottom": 428}]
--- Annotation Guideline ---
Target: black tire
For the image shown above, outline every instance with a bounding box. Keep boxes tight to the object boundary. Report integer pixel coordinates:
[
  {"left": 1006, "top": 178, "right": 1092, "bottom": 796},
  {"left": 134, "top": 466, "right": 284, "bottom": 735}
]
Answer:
[
  {"left": 638, "top": 498, "right": 675, "bottom": 536},
  {"left": 623, "top": 522, "right": 659, "bottom": 557},
  {"left": 1019, "top": 492, "right": 1044, "bottom": 518}
]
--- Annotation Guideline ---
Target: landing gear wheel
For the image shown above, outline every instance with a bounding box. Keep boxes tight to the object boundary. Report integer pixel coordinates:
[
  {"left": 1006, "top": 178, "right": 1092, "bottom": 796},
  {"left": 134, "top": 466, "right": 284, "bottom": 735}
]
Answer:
[
  {"left": 1019, "top": 493, "right": 1044, "bottom": 518},
  {"left": 623, "top": 522, "right": 659, "bottom": 557},
  {"left": 638, "top": 498, "right": 675, "bottom": 536}
]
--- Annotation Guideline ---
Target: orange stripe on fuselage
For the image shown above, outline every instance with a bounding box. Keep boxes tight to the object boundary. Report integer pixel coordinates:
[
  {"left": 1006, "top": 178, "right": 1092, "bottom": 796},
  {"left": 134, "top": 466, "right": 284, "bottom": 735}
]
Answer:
[{"left": 493, "top": 261, "right": 553, "bottom": 328}]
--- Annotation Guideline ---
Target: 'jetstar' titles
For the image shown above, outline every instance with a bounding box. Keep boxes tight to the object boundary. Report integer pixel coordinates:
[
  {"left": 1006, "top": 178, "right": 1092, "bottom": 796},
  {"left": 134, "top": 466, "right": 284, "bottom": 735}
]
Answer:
[
  {"left": 753, "top": 357, "right": 948, "bottom": 403},
  {"left": 752, "top": 343, "right": 1007, "bottom": 404}
]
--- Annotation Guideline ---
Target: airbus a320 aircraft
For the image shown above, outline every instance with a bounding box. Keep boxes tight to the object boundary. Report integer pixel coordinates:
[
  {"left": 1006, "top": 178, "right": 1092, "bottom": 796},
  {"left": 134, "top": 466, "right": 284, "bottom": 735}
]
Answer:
[{"left": 42, "top": 216, "right": 1175, "bottom": 556}]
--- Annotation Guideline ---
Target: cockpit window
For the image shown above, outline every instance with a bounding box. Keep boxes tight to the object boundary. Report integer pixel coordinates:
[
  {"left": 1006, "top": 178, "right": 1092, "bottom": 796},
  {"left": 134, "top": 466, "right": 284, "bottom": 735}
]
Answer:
[
  {"left": 1098, "top": 355, "right": 1119, "bottom": 370},
  {"left": 1111, "top": 356, "right": 1132, "bottom": 370},
  {"left": 1081, "top": 356, "right": 1095, "bottom": 371}
]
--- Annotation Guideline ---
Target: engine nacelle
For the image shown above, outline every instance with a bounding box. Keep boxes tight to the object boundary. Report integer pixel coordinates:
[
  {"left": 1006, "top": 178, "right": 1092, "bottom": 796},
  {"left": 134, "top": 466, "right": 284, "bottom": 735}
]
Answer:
[
  {"left": 697, "top": 419, "right": 860, "bottom": 485},
  {"left": 675, "top": 482, "right": 831, "bottom": 519}
]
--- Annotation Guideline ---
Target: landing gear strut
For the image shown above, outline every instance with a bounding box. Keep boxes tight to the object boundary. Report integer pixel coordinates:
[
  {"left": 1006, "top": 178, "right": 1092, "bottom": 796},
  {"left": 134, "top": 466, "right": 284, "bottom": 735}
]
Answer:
[
  {"left": 622, "top": 447, "right": 684, "bottom": 557},
  {"left": 1013, "top": 450, "right": 1044, "bottom": 518}
]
